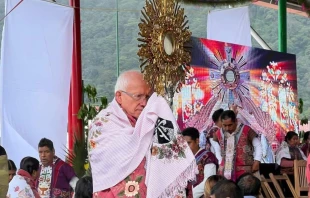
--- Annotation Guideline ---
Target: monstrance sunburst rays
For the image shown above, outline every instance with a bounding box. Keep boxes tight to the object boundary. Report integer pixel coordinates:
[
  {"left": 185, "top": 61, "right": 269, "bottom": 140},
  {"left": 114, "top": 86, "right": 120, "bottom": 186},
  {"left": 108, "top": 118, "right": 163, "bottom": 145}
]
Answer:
[
  {"left": 138, "top": 0, "right": 192, "bottom": 96},
  {"left": 208, "top": 45, "right": 250, "bottom": 105}
]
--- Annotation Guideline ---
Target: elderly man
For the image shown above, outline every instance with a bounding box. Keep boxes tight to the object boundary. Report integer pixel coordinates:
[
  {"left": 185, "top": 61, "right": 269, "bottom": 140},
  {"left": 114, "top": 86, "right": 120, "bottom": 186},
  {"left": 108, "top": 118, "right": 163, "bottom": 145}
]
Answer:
[
  {"left": 36, "top": 138, "right": 78, "bottom": 198},
  {"left": 0, "top": 145, "right": 8, "bottom": 197},
  {"left": 213, "top": 110, "right": 262, "bottom": 182},
  {"left": 89, "top": 70, "right": 196, "bottom": 198}
]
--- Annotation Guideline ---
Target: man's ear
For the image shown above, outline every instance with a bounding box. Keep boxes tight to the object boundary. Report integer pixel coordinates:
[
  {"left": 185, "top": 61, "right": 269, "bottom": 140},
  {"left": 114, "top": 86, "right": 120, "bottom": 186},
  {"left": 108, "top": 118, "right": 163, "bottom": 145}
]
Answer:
[
  {"left": 115, "top": 91, "right": 122, "bottom": 104},
  {"left": 52, "top": 149, "right": 55, "bottom": 155},
  {"left": 195, "top": 138, "right": 200, "bottom": 145}
]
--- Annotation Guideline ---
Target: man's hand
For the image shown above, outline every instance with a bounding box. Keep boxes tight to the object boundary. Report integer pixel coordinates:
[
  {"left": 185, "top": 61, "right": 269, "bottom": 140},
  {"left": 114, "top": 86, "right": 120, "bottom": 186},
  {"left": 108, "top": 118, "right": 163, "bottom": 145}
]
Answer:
[{"left": 252, "top": 160, "right": 260, "bottom": 173}]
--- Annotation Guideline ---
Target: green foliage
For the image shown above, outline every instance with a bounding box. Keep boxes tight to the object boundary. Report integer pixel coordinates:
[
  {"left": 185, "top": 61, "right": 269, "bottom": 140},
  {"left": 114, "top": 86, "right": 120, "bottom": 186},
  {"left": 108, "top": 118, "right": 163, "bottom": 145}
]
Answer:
[
  {"left": 66, "top": 84, "right": 108, "bottom": 177},
  {"left": 299, "top": 98, "right": 309, "bottom": 126},
  {"left": 178, "top": 0, "right": 252, "bottom": 6},
  {"left": 65, "top": 135, "right": 88, "bottom": 178},
  {"left": 77, "top": 84, "right": 108, "bottom": 137},
  {"left": 299, "top": 98, "right": 304, "bottom": 114}
]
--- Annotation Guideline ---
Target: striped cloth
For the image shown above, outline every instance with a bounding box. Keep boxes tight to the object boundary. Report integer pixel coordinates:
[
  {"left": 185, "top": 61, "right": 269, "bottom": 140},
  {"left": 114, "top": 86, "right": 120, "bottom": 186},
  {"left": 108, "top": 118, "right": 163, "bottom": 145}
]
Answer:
[{"left": 88, "top": 93, "right": 197, "bottom": 197}]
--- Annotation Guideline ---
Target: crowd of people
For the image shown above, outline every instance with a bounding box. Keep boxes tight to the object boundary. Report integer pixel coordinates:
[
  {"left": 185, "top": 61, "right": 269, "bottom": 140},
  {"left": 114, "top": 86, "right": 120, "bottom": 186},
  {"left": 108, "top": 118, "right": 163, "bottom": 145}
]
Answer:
[{"left": 0, "top": 70, "right": 310, "bottom": 198}]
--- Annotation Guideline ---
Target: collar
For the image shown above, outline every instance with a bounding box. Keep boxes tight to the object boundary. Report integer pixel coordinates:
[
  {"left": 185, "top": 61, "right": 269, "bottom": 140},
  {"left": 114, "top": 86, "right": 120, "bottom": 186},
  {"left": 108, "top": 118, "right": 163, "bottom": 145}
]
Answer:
[
  {"left": 194, "top": 148, "right": 203, "bottom": 157},
  {"left": 41, "top": 156, "right": 58, "bottom": 167},
  {"left": 17, "top": 169, "right": 32, "bottom": 179},
  {"left": 17, "top": 169, "right": 36, "bottom": 188}
]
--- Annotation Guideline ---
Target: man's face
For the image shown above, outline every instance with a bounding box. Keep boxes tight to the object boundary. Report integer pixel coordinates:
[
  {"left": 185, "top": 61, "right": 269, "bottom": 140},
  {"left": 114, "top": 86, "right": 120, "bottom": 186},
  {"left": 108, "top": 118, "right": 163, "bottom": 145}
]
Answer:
[
  {"left": 184, "top": 136, "right": 199, "bottom": 154},
  {"left": 38, "top": 146, "right": 55, "bottom": 166},
  {"left": 222, "top": 118, "right": 237, "bottom": 133},
  {"left": 115, "top": 74, "right": 151, "bottom": 118}
]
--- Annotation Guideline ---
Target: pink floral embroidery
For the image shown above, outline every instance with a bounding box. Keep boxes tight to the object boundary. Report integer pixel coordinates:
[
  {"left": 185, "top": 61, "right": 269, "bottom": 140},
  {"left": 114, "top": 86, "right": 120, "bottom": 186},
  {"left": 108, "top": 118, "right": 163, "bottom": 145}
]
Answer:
[
  {"left": 93, "top": 160, "right": 147, "bottom": 198},
  {"left": 124, "top": 181, "right": 140, "bottom": 197},
  {"left": 94, "top": 121, "right": 103, "bottom": 126},
  {"left": 89, "top": 140, "right": 96, "bottom": 149},
  {"left": 53, "top": 188, "right": 61, "bottom": 195},
  {"left": 151, "top": 146, "right": 159, "bottom": 156},
  {"left": 88, "top": 130, "right": 102, "bottom": 152},
  {"left": 152, "top": 135, "right": 188, "bottom": 160}
]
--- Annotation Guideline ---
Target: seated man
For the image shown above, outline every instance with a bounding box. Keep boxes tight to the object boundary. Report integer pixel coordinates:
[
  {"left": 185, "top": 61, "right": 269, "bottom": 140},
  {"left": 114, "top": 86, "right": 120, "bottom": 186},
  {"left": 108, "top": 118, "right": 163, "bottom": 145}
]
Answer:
[
  {"left": 210, "top": 180, "right": 243, "bottom": 198},
  {"left": 0, "top": 145, "right": 8, "bottom": 197},
  {"left": 236, "top": 173, "right": 261, "bottom": 198},
  {"left": 182, "top": 127, "right": 218, "bottom": 198},
  {"left": 89, "top": 70, "right": 196, "bottom": 198}
]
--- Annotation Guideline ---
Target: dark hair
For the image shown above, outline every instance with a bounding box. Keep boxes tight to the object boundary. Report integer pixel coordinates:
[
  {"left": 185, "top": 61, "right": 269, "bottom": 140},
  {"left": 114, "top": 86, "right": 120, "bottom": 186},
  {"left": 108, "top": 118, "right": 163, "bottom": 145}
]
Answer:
[
  {"left": 208, "top": 174, "right": 226, "bottom": 184},
  {"left": 20, "top": 157, "right": 39, "bottom": 175},
  {"left": 220, "top": 110, "right": 237, "bottom": 122},
  {"left": 211, "top": 179, "right": 243, "bottom": 198},
  {"left": 303, "top": 131, "right": 310, "bottom": 143},
  {"left": 236, "top": 173, "right": 261, "bottom": 196},
  {"left": 0, "top": 145, "right": 6, "bottom": 156},
  {"left": 75, "top": 176, "right": 93, "bottom": 198},
  {"left": 205, "top": 175, "right": 226, "bottom": 195},
  {"left": 38, "top": 138, "right": 54, "bottom": 151},
  {"left": 212, "top": 109, "right": 224, "bottom": 123},
  {"left": 8, "top": 159, "right": 17, "bottom": 171},
  {"left": 285, "top": 131, "right": 298, "bottom": 142},
  {"left": 182, "top": 127, "right": 200, "bottom": 140}
]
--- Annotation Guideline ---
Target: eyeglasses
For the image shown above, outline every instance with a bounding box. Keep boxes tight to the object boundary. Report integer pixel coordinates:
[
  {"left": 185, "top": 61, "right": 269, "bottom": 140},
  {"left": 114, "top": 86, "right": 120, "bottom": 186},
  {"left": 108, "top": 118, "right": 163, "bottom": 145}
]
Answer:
[{"left": 120, "top": 90, "right": 150, "bottom": 101}]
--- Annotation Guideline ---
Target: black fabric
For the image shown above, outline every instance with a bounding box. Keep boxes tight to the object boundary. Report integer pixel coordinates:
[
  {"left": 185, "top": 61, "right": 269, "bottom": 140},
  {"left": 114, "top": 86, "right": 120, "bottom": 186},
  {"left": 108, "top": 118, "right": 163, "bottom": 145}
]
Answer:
[
  {"left": 0, "top": 146, "right": 6, "bottom": 156},
  {"left": 155, "top": 117, "right": 174, "bottom": 144}
]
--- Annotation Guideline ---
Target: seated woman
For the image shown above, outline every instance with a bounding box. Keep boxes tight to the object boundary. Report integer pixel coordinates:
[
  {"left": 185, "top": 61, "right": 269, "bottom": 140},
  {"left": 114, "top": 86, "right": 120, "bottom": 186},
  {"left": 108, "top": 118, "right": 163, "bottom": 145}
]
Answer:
[
  {"left": 301, "top": 131, "right": 310, "bottom": 157},
  {"left": 8, "top": 159, "right": 17, "bottom": 182},
  {"left": 276, "top": 131, "right": 307, "bottom": 175},
  {"left": 7, "top": 157, "right": 40, "bottom": 198}
]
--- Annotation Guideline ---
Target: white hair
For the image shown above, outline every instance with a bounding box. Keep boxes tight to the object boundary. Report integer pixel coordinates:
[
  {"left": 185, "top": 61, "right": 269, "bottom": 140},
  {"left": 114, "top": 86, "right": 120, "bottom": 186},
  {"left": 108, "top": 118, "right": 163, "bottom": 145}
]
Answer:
[{"left": 114, "top": 70, "right": 142, "bottom": 93}]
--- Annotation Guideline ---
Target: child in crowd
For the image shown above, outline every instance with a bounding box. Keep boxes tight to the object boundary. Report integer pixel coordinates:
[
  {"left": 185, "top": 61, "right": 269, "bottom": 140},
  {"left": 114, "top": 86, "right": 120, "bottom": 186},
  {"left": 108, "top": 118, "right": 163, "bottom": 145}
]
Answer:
[
  {"left": 204, "top": 175, "right": 226, "bottom": 197},
  {"left": 75, "top": 176, "right": 93, "bottom": 198}
]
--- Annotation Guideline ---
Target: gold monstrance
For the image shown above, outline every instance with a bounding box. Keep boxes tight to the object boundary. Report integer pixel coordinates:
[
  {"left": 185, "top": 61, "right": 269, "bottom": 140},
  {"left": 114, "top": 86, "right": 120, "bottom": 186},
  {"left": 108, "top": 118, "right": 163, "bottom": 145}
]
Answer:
[{"left": 137, "top": 0, "right": 192, "bottom": 98}]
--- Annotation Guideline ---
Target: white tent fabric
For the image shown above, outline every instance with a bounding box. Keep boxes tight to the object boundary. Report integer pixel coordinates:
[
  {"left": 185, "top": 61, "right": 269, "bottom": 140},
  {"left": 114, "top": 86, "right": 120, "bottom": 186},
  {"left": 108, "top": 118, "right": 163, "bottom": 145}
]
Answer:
[
  {"left": 207, "top": 6, "right": 252, "bottom": 46},
  {"left": 0, "top": 0, "right": 73, "bottom": 165}
]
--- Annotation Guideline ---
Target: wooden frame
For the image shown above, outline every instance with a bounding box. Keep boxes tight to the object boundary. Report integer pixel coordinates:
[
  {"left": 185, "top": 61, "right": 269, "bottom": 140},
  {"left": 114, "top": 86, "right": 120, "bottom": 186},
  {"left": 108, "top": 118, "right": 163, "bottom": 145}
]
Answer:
[
  {"left": 269, "top": 173, "right": 298, "bottom": 198},
  {"left": 260, "top": 174, "right": 276, "bottom": 198},
  {"left": 294, "top": 160, "right": 309, "bottom": 198}
]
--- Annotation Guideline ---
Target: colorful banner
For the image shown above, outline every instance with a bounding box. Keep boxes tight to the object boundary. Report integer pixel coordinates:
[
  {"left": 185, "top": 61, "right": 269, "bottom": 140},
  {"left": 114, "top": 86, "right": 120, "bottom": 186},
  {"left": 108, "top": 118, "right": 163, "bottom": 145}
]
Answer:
[{"left": 174, "top": 37, "right": 298, "bottom": 144}]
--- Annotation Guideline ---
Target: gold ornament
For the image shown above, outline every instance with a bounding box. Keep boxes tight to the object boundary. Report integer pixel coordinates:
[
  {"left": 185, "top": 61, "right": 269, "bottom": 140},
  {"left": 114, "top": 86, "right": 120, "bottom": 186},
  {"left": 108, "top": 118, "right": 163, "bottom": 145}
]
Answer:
[{"left": 138, "top": 0, "right": 192, "bottom": 96}]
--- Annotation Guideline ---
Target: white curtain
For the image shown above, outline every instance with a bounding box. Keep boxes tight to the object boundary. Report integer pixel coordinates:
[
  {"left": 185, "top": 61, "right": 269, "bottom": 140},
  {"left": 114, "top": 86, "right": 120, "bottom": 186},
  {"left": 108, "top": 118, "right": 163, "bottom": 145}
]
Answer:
[
  {"left": 207, "top": 6, "right": 252, "bottom": 47},
  {"left": 0, "top": 0, "right": 73, "bottom": 165}
]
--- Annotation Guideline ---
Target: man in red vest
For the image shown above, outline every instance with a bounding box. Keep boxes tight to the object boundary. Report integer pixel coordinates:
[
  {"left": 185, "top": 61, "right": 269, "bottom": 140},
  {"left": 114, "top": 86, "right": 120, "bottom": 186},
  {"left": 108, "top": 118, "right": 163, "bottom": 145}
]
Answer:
[{"left": 213, "top": 110, "right": 262, "bottom": 181}]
